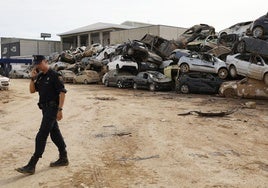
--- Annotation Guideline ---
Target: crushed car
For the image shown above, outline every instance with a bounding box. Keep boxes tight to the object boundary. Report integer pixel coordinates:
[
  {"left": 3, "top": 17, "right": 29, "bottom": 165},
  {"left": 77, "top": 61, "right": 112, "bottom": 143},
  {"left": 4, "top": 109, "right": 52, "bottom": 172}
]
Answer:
[
  {"left": 0, "top": 75, "right": 10, "bottom": 90},
  {"left": 133, "top": 71, "right": 172, "bottom": 91},
  {"left": 218, "top": 21, "right": 253, "bottom": 37},
  {"left": 176, "top": 24, "right": 215, "bottom": 48},
  {"left": 235, "top": 36, "right": 268, "bottom": 57},
  {"left": 9, "top": 69, "right": 30, "bottom": 78},
  {"left": 73, "top": 70, "right": 99, "bottom": 84},
  {"left": 247, "top": 12, "right": 268, "bottom": 39},
  {"left": 175, "top": 72, "right": 223, "bottom": 94},
  {"left": 226, "top": 53, "right": 268, "bottom": 84},
  {"left": 178, "top": 52, "right": 228, "bottom": 79},
  {"left": 103, "top": 69, "right": 136, "bottom": 88},
  {"left": 58, "top": 70, "right": 76, "bottom": 83},
  {"left": 219, "top": 77, "right": 268, "bottom": 99},
  {"left": 140, "top": 34, "right": 179, "bottom": 59}
]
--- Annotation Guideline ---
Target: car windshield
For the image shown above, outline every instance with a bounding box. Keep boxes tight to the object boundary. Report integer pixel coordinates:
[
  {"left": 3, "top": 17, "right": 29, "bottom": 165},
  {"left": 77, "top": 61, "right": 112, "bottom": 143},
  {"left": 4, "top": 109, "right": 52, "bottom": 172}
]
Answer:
[{"left": 150, "top": 72, "right": 166, "bottom": 79}]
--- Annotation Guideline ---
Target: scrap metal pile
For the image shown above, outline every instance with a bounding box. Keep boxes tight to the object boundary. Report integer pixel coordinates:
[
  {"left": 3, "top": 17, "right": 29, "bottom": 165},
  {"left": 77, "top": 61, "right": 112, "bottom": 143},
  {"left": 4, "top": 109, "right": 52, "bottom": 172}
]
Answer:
[{"left": 18, "top": 13, "right": 268, "bottom": 99}]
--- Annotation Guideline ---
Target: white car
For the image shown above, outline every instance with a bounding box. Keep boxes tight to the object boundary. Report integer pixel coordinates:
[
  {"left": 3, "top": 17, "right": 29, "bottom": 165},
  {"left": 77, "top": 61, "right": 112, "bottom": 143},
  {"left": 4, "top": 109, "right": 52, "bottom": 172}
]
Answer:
[
  {"left": 226, "top": 53, "right": 268, "bottom": 84},
  {"left": 178, "top": 52, "right": 228, "bottom": 79},
  {"left": 219, "top": 21, "right": 253, "bottom": 37},
  {"left": 107, "top": 55, "right": 138, "bottom": 71},
  {"left": 95, "top": 44, "right": 120, "bottom": 61},
  {"left": 0, "top": 75, "right": 10, "bottom": 90},
  {"left": 50, "top": 61, "right": 68, "bottom": 71}
]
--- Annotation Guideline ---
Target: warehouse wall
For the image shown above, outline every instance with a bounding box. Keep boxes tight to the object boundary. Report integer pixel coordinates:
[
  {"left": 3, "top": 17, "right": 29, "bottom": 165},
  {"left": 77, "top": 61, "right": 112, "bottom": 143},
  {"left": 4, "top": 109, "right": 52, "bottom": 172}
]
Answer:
[
  {"left": 159, "top": 26, "right": 186, "bottom": 40},
  {"left": 20, "top": 40, "right": 60, "bottom": 56},
  {"left": 110, "top": 25, "right": 187, "bottom": 44},
  {"left": 110, "top": 25, "right": 160, "bottom": 44}
]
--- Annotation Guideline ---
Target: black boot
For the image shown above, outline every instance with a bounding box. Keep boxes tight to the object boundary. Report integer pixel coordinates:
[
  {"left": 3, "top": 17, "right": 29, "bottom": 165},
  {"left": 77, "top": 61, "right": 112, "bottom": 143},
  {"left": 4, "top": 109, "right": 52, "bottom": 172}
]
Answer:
[
  {"left": 16, "top": 155, "right": 39, "bottom": 175},
  {"left": 50, "top": 150, "right": 69, "bottom": 167}
]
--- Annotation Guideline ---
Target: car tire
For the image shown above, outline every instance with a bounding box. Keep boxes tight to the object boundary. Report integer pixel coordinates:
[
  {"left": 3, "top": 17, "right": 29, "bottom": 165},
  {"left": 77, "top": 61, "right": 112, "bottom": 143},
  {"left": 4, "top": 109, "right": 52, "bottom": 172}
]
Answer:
[
  {"left": 180, "top": 84, "right": 190, "bottom": 94},
  {"left": 117, "top": 80, "right": 123, "bottom": 88},
  {"left": 252, "top": 26, "right": 264, "bottom": 38},
  {"left": 133, "top": 82, "right": 138, "bottom": 90},
  {"left": 229, "top": 66, "right": 237, "bottom": 78},
  {"left": 223, "top": 88, "right": 236, "bottom": 98},
  {"left": 236, "top": 41, "right": 246, "bottom": 54},
  {"left": 180, "top": 63, "right": 190, "bottom": 73},
  {"left": 218, "top": 68, "right": 228, "bottom": 79},
  {"left": 84, "top": 79, "right": 88, "bottom": 84},
  {"left": 104, "top": 79, "right": 109, "bottom": 87},
  {"left": 149, "top": 83, "right": 156, "bottom": 91},
  {"left": 264, "top": 73, "right": 268, "bottom": 85}
]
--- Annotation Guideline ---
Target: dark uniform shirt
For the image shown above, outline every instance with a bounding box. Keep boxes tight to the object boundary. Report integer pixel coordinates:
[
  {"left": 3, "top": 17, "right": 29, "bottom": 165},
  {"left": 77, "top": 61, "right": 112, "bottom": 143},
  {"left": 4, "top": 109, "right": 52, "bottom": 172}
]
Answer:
[{"left": 35, "top": 69, "right": 67, "bottom": 104}]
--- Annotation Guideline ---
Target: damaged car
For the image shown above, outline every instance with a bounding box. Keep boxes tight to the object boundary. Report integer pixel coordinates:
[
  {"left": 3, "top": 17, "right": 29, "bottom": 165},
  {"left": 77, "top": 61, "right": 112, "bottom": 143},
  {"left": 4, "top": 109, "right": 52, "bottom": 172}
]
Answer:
[
  {"left": 107, "top": 55, "right": 138, "bottom": 71},
  {"left": 219, "top": 77, "right": 268, "bottom": 99},
  {"left": 58, "top": 70, "right": 76, "bottom": 83},
  {"left": 103, "top": 69, "right": 136, "bottom": 88},
  {"left": 178, "top": 52, "right": 228, "bottom": 79},
  {"left": 226, "top": 53, "right": 268, "bottom": 84},
  {"left": 9, "top": 69, "right": 30, "bottom": 78},
  {"left": 140, "top": 34, "right": 179, "bottom": 59},
  {"left": 176, "top": 24, "right": 215, "bottom": 48},
  {"left": 133, "top": 71, "right": 172, "bottom": 91},
  {"left": 235, "top": 37, "right": 268, "bottom": 57},
  {"left": 176, "top": 72, "right": 223, "bottom": 94},
  {"left": 73, "top": 70, "right": 99, "bottom": 84},
  {"left": 0, "top": 75, "right": 10, "bottom": 90},
  {"left": 247, "top": 12, "right": 268, "bottom": 38},
  {"left": 219, "top": 21, "right": 253, "bottom": 37}
]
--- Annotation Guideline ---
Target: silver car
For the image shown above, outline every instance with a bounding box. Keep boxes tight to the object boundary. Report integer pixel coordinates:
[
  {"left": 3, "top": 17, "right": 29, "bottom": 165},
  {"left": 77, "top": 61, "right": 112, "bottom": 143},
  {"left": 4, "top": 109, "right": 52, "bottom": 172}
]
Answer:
[
  {"left": 178, "top": 52, "right": 228, "bottom": 79},
  {"left": 226, "top": 53, "right": 268, "bottom": 84}
]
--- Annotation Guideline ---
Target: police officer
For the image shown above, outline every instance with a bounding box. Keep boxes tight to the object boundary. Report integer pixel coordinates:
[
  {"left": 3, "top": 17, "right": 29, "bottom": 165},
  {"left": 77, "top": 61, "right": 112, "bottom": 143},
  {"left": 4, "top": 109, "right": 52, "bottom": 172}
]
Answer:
[{"left": 16, "top": 55, "right": 69, "bottom": 175}]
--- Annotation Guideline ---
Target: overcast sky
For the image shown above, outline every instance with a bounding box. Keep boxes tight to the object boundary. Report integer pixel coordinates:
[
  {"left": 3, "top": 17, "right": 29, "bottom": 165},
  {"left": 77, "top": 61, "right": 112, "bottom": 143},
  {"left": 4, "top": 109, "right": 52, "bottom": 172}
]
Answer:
[{"left": 0, "top": 0, "right": 267, "bottom": 40}]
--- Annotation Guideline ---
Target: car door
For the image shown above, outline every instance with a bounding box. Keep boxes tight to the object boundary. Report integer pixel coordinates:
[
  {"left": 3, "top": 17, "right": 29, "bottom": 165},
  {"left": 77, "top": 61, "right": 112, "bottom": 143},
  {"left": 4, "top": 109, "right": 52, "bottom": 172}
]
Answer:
[
  {"left": 247, "top": 55, "right": 265, "bottom": 80},
  {"left": 188, "top": 53, "right": 202, "bottom": 71},
  {"left": 235, "top": 54, "right": 250, "bottom": 76},
  {"left": 141, "top": 73, "right": 149, "bottom": 88},
  {"left": 134, "top": 73, "right": 144, "bottom": 87},
  {"left": 199, "top": 54, "right": 216, "bottom": 73}
]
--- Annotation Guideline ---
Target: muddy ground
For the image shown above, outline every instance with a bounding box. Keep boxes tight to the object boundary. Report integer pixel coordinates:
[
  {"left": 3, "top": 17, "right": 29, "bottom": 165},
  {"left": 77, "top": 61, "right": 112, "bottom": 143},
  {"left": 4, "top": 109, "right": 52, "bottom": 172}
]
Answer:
[{"left": 0, "top": 79, "right": 267, "bottom": 188}]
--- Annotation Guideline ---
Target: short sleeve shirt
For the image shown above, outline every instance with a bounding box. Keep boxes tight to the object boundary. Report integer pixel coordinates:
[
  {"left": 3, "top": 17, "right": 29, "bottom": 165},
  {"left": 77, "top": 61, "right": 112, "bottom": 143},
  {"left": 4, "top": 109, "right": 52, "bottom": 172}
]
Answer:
[{"left": 35, "top": 69, "right": 67, "bottom": 104}]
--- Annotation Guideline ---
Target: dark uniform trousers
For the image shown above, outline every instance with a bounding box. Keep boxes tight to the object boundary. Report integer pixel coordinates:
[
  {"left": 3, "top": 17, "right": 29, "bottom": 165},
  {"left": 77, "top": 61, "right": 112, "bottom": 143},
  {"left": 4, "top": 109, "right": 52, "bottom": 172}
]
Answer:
[{"left": 34, "top": 105, "right": 66, "bottom": 158}]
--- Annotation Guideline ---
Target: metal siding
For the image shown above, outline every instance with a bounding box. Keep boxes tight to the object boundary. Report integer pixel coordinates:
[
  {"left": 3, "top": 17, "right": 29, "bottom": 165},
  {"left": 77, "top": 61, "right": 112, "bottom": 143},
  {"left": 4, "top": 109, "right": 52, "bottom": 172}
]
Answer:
[{"left": 20, "top": 40, "right": 38, "bottom": 56}]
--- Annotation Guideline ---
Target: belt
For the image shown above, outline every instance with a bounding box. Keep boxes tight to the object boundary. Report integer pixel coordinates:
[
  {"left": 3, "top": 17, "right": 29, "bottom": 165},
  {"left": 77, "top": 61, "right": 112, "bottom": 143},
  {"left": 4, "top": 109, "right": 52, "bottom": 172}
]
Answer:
[{"left": 38, "top": 101, "right": 58, "bottom": 109}]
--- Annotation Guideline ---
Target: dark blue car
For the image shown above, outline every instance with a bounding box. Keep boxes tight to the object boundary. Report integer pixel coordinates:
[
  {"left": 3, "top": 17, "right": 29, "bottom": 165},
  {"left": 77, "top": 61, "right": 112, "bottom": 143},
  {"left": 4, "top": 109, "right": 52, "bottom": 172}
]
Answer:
[
  {"left": 176, "top": 72, "right": 223, "bottom": 94},
  {"left": 248, "top": 13, "right": 268, "bottom": 39}
]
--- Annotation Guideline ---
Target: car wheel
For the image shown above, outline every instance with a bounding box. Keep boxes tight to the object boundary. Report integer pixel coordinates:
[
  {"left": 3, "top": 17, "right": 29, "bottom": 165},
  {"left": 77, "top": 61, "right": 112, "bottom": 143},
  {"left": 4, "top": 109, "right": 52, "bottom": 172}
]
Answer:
[
  {"left": 180, "top": 63, "right": 190, "bottom": 73},
  {"left": 229, "top": 65, "right": 237, "bottom": 78},
  {"left": 223, "top": 88, "right": 236, "bottom": 98},
  {"left": 84, "top": 79, "right": 88, "bottom": 84},
  {"left": 149, "top": 83, "right": 156, "bottom": 91},
  {"left": 252, "top": 26, "right": 264, "bottom": 38},
  {"left": 264, "top": 73, "right": 268, "bottom": 85},
  {"left": 104, "top": 79, "right": 109, "bottom": 87},
  {"left": 180, "top": 84, "right": 189, "bottom": 94},
  {"left": 220, "top": 32, "right": 227, "bottom": 37},
  {"left": 133, "top": 82, "right": 138, "bottom": 90},
  {"left": 117, "top": 80, "right": 123, "bottom": 88},
  {"left": 218, "top": 68, "right": 228, "bottom": 79},
  {"left": 236, "top": 41, "right": 246, "bottom": 54}
]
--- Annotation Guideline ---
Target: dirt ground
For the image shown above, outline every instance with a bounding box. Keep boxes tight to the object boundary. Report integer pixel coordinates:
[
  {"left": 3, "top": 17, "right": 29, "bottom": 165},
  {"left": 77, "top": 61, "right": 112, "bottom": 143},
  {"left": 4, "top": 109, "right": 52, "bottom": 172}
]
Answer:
[{"left": 0, "top": 79, "right": 267, "bottom": 188}]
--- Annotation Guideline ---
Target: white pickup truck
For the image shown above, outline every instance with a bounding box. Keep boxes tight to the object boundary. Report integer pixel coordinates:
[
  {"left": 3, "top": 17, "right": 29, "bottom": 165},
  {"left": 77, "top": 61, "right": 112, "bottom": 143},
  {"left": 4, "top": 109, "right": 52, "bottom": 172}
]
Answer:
[{"left": 0, "top": 75, "right": 10, "bottom": 90}]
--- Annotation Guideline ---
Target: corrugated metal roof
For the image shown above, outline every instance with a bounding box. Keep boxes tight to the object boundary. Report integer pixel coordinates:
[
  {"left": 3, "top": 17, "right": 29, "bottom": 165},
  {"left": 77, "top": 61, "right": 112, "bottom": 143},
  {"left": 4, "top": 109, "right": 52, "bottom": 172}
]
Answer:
[{"left": 58, "top": 22, "right": 134, "bottom": 36}]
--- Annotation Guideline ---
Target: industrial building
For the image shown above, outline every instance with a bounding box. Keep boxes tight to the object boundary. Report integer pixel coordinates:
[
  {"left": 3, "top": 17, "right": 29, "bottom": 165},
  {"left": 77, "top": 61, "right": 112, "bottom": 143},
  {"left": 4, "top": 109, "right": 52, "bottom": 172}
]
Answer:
[
  {"left": 58, "top": 21, "right": 187, "bottom": 50},
  {"left": 0, "top": 37, "right": 61, "bottom": 58}
]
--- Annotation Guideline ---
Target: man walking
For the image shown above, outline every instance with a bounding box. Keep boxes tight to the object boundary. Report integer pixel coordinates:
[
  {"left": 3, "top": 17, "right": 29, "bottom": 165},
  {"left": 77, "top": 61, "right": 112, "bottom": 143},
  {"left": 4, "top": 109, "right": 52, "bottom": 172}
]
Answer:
[{"left": 16, "top": 55, "right": 69, "bottom": 175}]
